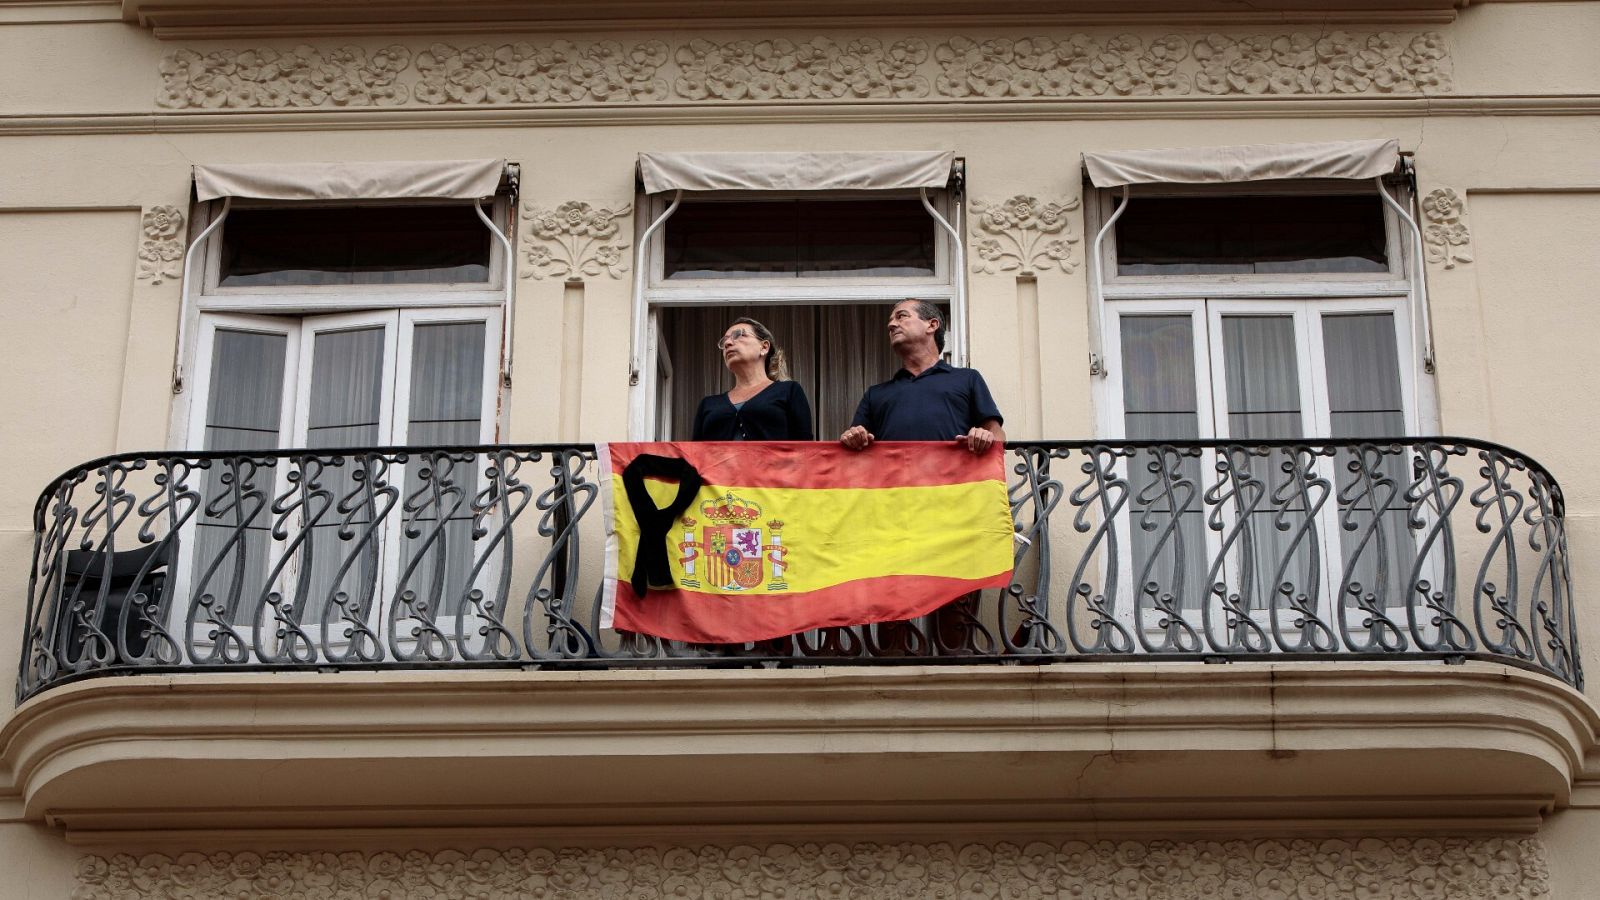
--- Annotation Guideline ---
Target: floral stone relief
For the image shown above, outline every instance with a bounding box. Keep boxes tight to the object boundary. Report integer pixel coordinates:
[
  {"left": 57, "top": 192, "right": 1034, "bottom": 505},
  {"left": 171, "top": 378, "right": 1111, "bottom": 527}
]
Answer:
[
  {"left": 1421, "top": 187, "right": 1474, "bottom": 269},
  {"left": 73, "top": 836, "right": 1549, "bottom": 899},
  {"left": 135, "top": 206, "right": 185, "bottom": 285},
  {"left": 522, "top": 201, "right": 632, "bottom": 279},
  {"left": 970, "top": 195, "right": 1081, "bottom": 275},
  {"left": 155, "top": 31, "right": 1452, "bottom": 109}
]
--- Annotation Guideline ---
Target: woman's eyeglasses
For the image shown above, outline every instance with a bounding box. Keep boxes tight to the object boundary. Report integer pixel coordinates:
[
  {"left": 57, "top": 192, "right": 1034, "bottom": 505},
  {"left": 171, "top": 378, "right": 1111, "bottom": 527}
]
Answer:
[{"left": 715, "top": 329, "right": 752, "bottom": 350}]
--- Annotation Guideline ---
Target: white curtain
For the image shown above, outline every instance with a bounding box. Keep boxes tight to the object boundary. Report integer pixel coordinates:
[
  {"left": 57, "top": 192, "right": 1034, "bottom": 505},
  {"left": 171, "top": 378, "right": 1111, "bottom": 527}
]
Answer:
[
  {"left": 399, "top": 322, "right": 488, "bottom": 619},
  {"left": 1322, "top": 312, "right": 1412, "bottom": 607},
  {"left": 301, "top": 326, "right": 388, "bottom": 627},
  {"left": 817, "top": 305, "right": 901, "bottom": 435},
  {"left": 1118, "top": 315, "right": 1208, "bottom": 609},
  {"left": 196, "top": 329, "right": 287, "bottom": 625}
]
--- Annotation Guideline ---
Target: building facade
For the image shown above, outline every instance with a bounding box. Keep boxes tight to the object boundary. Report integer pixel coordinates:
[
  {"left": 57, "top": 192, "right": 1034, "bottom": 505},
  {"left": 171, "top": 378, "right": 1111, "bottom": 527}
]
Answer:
[{"left": 1, "top": 0, "right": 1598, "bottom": 896}]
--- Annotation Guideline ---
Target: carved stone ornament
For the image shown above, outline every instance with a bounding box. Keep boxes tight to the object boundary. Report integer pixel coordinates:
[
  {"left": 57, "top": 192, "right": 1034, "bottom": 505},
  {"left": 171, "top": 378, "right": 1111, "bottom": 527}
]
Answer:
[
  {"left": 73, "top": 836, "right": 1550, "bottom": 899},
  {"left": 522, "top": 201, "right": 632, "bottom": 279},
  {"left": 1421, "top": 187, "right": 1474, "bottom": 269},
  {"left": 135, "top": 206, "right": 185, "bottom": 285},
  {"left": 155, "top": 31, "right": 1452, "bottom": 109},
  {"left": 970, "top": 195, "right": 1081, "bottom": 275}
]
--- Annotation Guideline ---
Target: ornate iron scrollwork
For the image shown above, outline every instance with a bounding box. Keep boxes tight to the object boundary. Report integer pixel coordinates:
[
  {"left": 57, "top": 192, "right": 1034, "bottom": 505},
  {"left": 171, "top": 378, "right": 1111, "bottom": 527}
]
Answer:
[{"left": 14, "top": 437, "right": 1582, "bottom": 701}]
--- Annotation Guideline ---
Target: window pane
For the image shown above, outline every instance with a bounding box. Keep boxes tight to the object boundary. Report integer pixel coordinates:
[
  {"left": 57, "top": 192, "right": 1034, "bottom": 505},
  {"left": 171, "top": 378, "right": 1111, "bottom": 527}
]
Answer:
[
  {"left": 204, "top": 329, "right": 286, "bottom": 450},
  {"left": 400, "top": 322, "right": 488, "bottom": 619},
  {"left": 1116, "top": 195, "right": 1388, "bottom": 276},
  {"left": 663, "top": 198, "right": 936, "bottom": 280},
  {"left": 1323, "top": 313, "right": 1404, "bottom": 436},
  {"left": 219, "top": 205, "right": 491, "bottom": 287},
  {"left": 406, "top": 322, "right": 487, "bottom": 446},
  {"left": 197, "top": 328, "right": 287, "bottom": 627},
  {"left": 1220, "top": 315, "right": 1309, "bottom": 609},
  {"left": 307, "top": 326, "right": 386, "bottom": 447},
  {"left": 1323, "top": 312, "right": 1412, "bottom": 609},
  {"left": 301, "top": 326, "right": 388, "bottom": 628},
  {"left": 1221, "top": 315, "right": 1302, "bottom": 440},
  {"left": 1119, "top": 315, "right": 1207, "bottom": 610},
  {"left": 1120, "top": 315, "right": 1200, "bottom": 440}
]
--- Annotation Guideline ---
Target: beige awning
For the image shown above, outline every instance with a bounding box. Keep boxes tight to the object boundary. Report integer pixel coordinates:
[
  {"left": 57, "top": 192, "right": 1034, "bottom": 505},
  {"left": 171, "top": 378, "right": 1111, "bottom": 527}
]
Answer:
[
  {"left": 1083, "top": 139, "right": 1401, "bottom": 188},
  {"left": 193, "top": 159, "right": 508, "bottom": 202},
  {"left": 638, "top": 150, "right": 956, "bottom": 194}
]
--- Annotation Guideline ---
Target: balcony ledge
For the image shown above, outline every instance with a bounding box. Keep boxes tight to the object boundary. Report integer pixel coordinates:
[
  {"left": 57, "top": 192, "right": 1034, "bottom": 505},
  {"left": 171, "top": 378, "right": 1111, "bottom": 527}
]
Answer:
[{"left": 1, "top": 660, "right": 1595, "bottom": 840}]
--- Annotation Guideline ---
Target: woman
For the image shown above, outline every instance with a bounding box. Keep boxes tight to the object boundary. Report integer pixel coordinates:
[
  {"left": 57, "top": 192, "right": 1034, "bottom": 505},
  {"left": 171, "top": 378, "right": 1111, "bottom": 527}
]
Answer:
[{"left": 691, "top": 317, "right": 814, "bottom": 441}]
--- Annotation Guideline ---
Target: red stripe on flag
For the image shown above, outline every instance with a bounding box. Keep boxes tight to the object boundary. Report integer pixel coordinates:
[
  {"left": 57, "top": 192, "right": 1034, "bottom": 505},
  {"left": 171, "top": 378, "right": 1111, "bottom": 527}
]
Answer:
[
  {"left": 610, "top": 572, "right": 1012, "bottom": 644},
  {"left": 608, "top": 441, "right": 1003, "bottom": 490}
]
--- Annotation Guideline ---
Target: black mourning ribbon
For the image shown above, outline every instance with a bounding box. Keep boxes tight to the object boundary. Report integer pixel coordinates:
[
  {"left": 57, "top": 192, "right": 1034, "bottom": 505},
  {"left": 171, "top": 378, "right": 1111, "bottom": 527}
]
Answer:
[{"left": 621, "top": 454, "right": 703, "bottom": 596}]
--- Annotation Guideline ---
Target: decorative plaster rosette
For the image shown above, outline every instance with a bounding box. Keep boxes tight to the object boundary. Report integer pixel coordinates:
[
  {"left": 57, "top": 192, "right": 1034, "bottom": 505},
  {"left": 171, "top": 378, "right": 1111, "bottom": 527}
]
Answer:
[
  {"left": 1421, "top": 187, "right": 1474, "bottom": 269},
  {"left": 970, "top": 195, "right": 1081, "bottom": 275},
  {"left": 74, "top": 836, "right": 1549, "bottom": 899},
  {"left": 521, "top": 201, "right": 632, "bottom": 279},
  {"left": 135, "top": 206, "right": 185, "bottom": 285},
  {"left": 155, "top": 30, "right": 1452, "bottom": 109}
]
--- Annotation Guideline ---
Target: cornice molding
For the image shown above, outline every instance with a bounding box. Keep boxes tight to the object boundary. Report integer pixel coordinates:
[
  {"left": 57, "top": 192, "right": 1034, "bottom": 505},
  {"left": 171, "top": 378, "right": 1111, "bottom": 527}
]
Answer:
[
  {"left": 7, "top": 94, "right": 1600, "bottom": 137},
  {"left": 0, "top": 1, "right": 119, "bottom": 25},
  {"left": 120, "top": 1, "right": 1475, "bottom": 38},
  {"left": 2, "top": 662, "right": 1595, "bottom": 836}
]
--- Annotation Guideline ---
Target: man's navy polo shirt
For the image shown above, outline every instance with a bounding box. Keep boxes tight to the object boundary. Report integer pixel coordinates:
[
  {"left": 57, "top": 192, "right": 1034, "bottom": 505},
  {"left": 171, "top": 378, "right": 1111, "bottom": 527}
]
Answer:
[{"left": 850, "top": 359, "right": 1004, "bottom": 441}]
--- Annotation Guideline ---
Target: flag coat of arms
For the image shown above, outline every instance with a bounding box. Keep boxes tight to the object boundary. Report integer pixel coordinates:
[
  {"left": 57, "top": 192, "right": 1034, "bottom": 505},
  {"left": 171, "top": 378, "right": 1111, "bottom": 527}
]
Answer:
[{"left": 598, "top": 441, "right": 1014, "bottom": 643}]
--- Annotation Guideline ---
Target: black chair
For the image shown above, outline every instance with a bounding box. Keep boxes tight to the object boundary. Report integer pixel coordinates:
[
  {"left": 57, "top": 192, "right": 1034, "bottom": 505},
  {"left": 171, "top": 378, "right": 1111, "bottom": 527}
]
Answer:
[{"left": 54, "top": 541, "right": 173, "bottom": 666}]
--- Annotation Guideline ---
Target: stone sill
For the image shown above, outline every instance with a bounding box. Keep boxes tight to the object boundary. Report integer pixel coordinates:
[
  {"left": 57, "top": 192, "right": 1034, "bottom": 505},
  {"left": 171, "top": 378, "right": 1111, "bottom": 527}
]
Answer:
[{"left": 0, "top": 661, "right": 1594, "bottom": 837}]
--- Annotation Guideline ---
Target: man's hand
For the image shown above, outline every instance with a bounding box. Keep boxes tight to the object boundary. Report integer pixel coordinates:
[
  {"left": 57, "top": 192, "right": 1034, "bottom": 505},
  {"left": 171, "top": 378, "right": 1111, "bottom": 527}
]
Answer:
[
  {"left": 958, "top": 419, "right": 1005, "bottom": 454},
  {"left": 958, "top": 426, "right": 996, "bottom": 454},
  {"left": 840, "top": 425, "right": 874, "bottom": 451}
]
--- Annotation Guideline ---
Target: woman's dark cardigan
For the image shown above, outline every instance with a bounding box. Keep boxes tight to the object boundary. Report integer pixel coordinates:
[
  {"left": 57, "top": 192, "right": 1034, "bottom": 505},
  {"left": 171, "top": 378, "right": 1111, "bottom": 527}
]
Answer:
[{"left": 691, "top": 380, "right": 814, "bottom": 441}]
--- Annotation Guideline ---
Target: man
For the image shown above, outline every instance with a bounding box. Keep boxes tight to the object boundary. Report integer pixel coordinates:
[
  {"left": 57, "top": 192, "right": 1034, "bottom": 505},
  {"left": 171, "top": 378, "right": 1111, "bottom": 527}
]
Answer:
[
  {"left": 838, "top": 298, "right": 1004, "bottom": 655},
  {"left": 840, "top": 299, "right": 1005, "bottom": 454}
]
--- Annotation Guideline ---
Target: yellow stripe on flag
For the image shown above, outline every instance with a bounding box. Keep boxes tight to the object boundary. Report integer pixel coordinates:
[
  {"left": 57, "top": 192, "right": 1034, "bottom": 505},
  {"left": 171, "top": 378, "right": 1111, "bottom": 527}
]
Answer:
[{"left": 614, "top": 479, "right": 1012, "bottom": 595}]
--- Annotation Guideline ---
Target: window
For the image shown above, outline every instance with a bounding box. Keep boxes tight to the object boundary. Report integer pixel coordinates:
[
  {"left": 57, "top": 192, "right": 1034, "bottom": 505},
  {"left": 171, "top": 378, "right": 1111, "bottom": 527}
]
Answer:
[
  {"left": 217, "top": 204, "right": 493, "bottom": 287},
  {"left": 662, "top": 197, "right": 937, "bottom": 280},
  {"left": 194, "top": 198, "right": 512, "bottom": 311},
  {"left": 1112, "top": 194, "right": 1389, "bottom": 276},
  {"left": 1092, "top": 180, "right": 1429, "bottom": 631},
  {"left": 640, "top": 189, "right": 958, "bottom": 440},
  {"left": 176, "top": 198, "right": 510, "bottom": 646}
]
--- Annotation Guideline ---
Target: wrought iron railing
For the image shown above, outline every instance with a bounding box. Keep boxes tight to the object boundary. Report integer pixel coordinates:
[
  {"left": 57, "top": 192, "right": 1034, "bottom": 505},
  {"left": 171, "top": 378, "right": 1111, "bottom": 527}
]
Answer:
[{"left": 17, "top": 438, "right": 1580, "bottom": 700}]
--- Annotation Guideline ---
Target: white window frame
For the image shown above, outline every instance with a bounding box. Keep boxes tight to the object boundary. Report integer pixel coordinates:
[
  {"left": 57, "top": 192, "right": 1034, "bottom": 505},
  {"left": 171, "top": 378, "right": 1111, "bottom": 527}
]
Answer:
[
  {"left": 1090, "top": 178, "right": 1437, "bottom": 647},
  {"left": 174, "top": 301, "right": 499, "bottom": 659},
  {"left": 170, "top": 198, "right": 511, "bottom": 451},
  {"left": 631, "top": 188, "right": 960, "bottom": 440}
]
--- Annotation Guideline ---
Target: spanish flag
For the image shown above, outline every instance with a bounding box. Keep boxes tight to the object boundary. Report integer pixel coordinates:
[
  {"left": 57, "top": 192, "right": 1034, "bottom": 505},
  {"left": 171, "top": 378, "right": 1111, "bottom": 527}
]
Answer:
[{"left": 598, "top": 441, "right": 1015, "bottom": 643}]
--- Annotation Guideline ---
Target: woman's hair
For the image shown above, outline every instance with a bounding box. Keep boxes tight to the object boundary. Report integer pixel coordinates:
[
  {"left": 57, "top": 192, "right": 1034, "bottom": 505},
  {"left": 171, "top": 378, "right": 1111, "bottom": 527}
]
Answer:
[{"left": 732, "top": 316, "right": 789, "bottom": 381}]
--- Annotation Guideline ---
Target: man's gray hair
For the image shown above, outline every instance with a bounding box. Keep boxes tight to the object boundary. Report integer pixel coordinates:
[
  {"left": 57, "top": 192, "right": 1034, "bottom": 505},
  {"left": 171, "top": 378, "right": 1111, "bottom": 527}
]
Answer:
[{"left": 899, "top": 298, "right": 946, "bottom": 351}]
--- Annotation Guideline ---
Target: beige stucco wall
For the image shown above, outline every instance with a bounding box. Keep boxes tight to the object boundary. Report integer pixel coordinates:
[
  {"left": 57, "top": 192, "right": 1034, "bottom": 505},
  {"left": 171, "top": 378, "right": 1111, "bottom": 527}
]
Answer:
[{"left": 2, "top": 1, "right": 1599, "bottom": 895}]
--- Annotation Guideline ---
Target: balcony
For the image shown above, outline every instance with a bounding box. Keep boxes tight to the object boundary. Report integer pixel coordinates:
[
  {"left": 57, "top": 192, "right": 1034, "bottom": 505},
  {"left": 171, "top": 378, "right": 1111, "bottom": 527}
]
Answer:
[
  {"left": 18, "top": 437, "right": 1581, "bottom": 695},
  {"left": 6, "top": 438, "right": 1592, "bottom": 837}
]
